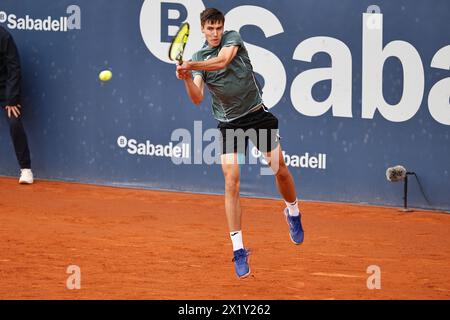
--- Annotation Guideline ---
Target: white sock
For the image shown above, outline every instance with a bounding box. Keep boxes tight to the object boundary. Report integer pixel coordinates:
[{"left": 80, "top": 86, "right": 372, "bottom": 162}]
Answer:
[
  {"left": 285, "top": 199, "right": 300, "bottom": 217},
  {"left": 230, "top": 231, "right": 244, "bottom": 251}
]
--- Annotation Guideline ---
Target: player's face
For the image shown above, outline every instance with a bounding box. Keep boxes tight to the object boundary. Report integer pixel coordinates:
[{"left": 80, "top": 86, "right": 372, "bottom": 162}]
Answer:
[{"left": 201, "top": 20, "right": 224, "bottom": 48}]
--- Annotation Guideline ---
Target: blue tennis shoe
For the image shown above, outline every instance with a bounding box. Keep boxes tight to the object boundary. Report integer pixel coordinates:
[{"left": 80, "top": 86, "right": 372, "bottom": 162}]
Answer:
[
  {"left": 232, "top": 248, "right": 251, "bottom": 279},
  {"left": 284, "top": 208, "right": 304, "bottom": 245}
]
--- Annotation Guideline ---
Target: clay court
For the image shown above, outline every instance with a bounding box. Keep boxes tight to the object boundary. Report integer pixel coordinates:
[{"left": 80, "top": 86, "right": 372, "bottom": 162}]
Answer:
[{"left": 0, "top": 177, "right": 449, "bottom": 300}]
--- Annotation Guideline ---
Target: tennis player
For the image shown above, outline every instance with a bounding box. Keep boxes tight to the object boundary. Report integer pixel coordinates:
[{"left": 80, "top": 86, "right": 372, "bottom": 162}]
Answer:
[{"left": 176, "top": 8, "right": 304, "bottom": 279}]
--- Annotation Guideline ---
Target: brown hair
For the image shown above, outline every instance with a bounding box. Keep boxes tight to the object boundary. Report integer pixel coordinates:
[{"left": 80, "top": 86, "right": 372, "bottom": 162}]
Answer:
[{"left": 200, "top": 8, "right": 225, "bottom": 27}]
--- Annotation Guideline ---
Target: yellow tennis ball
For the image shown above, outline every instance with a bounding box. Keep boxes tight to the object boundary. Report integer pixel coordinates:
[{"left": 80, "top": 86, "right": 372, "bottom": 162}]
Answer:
[{"left": 99, "top": 70, "right": 112, "bottom": 81}]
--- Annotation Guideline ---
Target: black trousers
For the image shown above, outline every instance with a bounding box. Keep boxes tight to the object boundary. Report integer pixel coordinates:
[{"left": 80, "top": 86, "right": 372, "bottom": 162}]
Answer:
[{"left": 3, "top": 111, "right": 31, "bottom": 169}]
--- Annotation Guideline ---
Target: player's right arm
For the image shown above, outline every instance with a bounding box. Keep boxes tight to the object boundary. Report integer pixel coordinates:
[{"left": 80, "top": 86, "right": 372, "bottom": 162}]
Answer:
[
  {"left": 177, "top": 72, "right": 204, "bottom": 106},
  {"left": 176, "top": 51, "right": 205, "bottom": 106}
]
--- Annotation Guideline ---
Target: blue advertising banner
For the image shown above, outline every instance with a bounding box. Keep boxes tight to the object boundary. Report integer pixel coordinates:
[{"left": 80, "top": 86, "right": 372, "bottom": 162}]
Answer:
[{"left": 0, "top": 0, "right": 449, "bottom": 211}]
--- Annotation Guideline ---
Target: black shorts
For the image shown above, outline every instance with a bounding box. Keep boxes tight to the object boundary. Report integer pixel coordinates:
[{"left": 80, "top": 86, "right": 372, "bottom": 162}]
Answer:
[{"left": 218, "top": 106, "right": 279, "bottom": 155}]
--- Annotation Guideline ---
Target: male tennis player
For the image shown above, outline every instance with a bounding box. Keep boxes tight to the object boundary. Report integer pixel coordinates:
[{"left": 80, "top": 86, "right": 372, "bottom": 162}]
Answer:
[{"left": 176, "top": 8, "right": 303, "bottom": 279}]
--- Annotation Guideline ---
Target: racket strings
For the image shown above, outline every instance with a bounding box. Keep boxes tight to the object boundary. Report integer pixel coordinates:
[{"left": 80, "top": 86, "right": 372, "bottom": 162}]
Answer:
[{"left": 169, "top": 23, "right": 189, "bottom": 62}]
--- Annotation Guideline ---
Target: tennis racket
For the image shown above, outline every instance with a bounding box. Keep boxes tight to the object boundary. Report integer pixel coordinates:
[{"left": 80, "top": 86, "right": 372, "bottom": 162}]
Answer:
[{"left": 168, "top": 22, "right": 190, "bottom": 64}]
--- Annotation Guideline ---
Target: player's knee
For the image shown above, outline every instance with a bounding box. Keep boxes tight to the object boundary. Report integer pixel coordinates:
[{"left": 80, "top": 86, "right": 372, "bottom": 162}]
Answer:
[
  {"left": 224, "top": 174, "right": 240, "bottom": 193},
  {"left": 275, "top": 164, "right": 291, "bottom": 181}
]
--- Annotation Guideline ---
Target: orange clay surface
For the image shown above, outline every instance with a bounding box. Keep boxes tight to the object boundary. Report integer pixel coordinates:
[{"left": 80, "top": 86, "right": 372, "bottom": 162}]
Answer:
[{"left": 0, "top": 177, "right": 449, "bottom": 300}]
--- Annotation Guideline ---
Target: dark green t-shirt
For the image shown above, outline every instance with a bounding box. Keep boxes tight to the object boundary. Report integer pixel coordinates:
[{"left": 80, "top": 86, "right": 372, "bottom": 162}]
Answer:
[{"left": 191, "top": 31, "right": 263, "bottom": 122}]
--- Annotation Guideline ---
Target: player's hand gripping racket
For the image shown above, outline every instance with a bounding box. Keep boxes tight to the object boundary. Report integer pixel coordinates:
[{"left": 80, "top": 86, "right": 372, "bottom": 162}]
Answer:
[{"left": 168, "top": 22, "right": 190, "bottom": 65}]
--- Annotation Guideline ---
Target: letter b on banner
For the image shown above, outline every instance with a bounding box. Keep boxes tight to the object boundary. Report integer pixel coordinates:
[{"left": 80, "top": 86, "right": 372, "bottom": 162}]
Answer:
[
  {"left": 140, "top": 0, "right": 205, "bottom": 63},
  {"left": 160, "top": 3, "right": 187, "bottom": 42}
]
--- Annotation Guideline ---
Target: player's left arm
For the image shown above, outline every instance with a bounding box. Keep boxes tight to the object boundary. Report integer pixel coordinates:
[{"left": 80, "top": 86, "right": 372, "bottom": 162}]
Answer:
[{"left": 178, "top": 45, "right": 239, "bottom": 72}]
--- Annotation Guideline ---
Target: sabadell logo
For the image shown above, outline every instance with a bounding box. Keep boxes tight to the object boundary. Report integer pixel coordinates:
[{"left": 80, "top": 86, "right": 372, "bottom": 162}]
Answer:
[{"left": 0, "top": 5, "right": 81, "bottom": 32}]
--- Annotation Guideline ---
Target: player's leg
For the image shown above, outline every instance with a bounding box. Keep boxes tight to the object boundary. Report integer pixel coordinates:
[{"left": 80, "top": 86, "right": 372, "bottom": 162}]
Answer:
[
  {"left": 220, "top": 152, "right": 250, "bottom": 278},
  {"left": 251, "top": 111, "right": 297, "bottom": 204},
  {"left": 262, "top": 143, "right": 304, "bottom": 244},
  {"left": 4, "top": 109, "right": 33, "bottom": 184},
  {"left": 263, "top": 144, "right": 296, "bottom": 203},
  {"left": 251, "top": 111, "right": 303, "bottom": 245},
  {"left": 221, "top": 153, "right": 242, "bottom": 232},
  {"left": 218, "top": 121, "right": 252, "bottom": 277}
]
